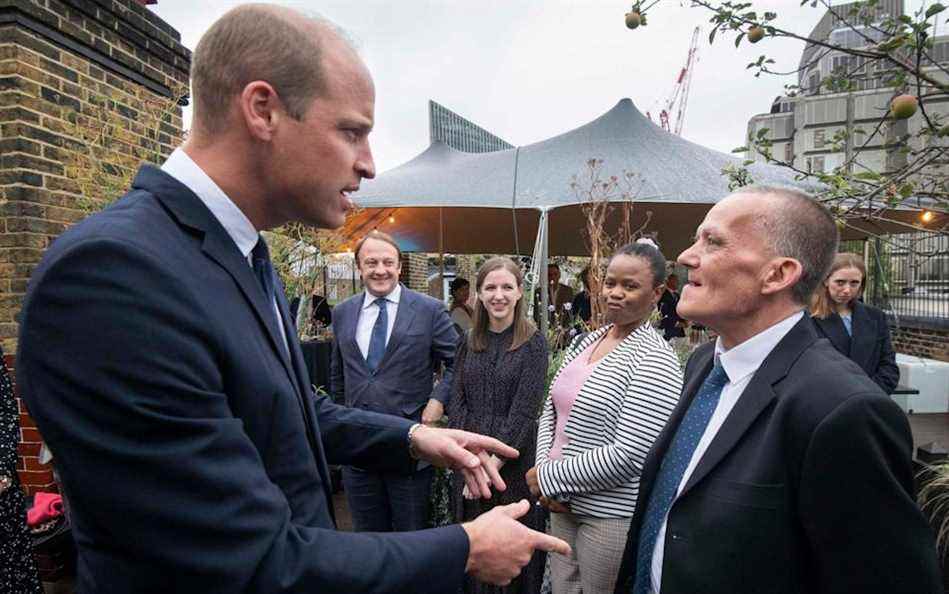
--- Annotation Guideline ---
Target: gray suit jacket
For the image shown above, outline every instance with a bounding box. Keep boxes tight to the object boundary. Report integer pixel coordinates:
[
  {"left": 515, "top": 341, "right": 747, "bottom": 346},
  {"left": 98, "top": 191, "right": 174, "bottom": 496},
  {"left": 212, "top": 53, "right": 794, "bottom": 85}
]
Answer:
[{"left": 330, "top": 286, "right": 459, "bottom": 420}]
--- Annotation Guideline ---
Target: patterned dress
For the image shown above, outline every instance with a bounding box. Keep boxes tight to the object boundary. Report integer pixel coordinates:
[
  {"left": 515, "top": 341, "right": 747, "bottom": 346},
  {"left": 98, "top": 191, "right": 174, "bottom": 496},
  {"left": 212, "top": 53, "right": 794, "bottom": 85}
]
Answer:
[
  {"left": 0, "top": 347, "right": 42, "bottom": 594},
  {"left": 449, "top": 326, "right": 549, "bottom": 594}
]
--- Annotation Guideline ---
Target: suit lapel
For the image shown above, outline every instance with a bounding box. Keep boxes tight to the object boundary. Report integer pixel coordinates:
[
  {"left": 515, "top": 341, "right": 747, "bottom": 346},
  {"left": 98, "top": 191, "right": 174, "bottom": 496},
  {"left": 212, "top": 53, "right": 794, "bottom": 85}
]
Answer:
[
  {"left": 344, "top": 296, "right": 371, "bottom": 372},
  {"left": 814, "top": 314, "right": 850, "bottom": 356},
  {"left": 679, "top": 318, "right": 817, "bottom": 497},
  {"left": 141, "top": 166, "right": 299, "bottom": 390}
]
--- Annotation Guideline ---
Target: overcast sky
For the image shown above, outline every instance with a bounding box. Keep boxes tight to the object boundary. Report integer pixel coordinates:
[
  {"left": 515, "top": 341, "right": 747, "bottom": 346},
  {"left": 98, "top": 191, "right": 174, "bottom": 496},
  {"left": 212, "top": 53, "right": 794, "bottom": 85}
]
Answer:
[{"left": 149, "top": 1, "right": 938, "bottom": 173}]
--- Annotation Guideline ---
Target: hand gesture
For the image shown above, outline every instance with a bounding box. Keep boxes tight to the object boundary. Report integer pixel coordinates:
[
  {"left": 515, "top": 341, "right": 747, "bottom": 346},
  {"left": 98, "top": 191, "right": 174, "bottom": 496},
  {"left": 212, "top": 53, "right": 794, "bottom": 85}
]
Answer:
[
  {"left": 410, "top": 425, "right": 517, "bottom": 498},
  {"left": 463, "top": 500, "right": 571, "bottom": 586}
]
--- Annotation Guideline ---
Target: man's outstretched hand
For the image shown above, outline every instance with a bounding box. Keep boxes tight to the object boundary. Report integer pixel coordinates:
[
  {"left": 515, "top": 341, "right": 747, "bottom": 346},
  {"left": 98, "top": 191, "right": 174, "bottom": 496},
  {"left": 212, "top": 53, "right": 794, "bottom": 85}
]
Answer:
[
  {"left": 463, "top": 500, "right": 571, "bottom": 586},
  {"left": 410, "top": 425, "right": 517, "bottom": 498}
]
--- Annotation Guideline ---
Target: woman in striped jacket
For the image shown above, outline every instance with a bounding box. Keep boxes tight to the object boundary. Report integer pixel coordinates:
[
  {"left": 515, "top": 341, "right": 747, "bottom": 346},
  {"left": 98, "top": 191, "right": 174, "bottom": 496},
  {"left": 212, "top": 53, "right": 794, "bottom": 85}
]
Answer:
[{"left": 527, "top": 241, "right": 682, "bottom": 594}]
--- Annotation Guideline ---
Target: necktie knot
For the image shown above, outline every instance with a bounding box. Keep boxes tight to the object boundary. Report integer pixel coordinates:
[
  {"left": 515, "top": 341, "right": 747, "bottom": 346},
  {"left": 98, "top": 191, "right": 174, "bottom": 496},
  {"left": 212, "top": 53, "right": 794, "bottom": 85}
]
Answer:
[
  {"left": 706, "top": 360, "right": 729, "bottom": 389},
  {"left": 374, "top": 297, "right": 388, "bottom": 309}
]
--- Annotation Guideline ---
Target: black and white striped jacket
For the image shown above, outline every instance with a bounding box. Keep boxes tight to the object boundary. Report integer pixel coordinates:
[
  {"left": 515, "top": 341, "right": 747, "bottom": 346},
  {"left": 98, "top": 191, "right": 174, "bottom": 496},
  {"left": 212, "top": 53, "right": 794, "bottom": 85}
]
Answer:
[{"left": 535, "top": 322, "right": 682, "bottom": 518}]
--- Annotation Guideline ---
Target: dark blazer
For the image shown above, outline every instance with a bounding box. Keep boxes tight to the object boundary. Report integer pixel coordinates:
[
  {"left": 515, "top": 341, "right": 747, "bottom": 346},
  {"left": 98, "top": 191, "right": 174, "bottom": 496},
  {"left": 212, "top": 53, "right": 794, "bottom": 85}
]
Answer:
[
  {"left": 16, "top": 166, "right": 468, "bottom": 594},
  {"left": 657, "top": 289, "right": 685, "bottom": 340},
  {"left": 329, "top": 287, "right": 457, "bottom": 420},
  {"left": 811, "top": 300, "right": 900, "bottom": 395},
  {"left": 614, "top": 317, "right": 941, "bottom": 594}
]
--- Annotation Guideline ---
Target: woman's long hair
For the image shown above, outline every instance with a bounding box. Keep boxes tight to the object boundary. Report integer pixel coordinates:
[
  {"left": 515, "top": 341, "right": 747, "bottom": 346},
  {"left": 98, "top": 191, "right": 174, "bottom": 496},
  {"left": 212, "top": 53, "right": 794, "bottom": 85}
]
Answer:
[
  {"left": 810, "top": 252, "right": 867, "bottom": 319},
  {"left": 469, "top": 257, "right": 537, "bottom": 353}
]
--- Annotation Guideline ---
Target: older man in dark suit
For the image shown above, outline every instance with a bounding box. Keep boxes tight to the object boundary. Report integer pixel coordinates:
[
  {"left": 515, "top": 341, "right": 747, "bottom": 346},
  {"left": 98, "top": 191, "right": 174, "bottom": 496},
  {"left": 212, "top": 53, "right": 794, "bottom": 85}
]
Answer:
[
  {"left": 330, "top": 229, "right": 459, "bottom": 532},
  {"left": 614, "top": 187, "right": 941, "bottom": 594},
  {"left": 16, "top": 6, "right": 568, "bottom": 594}
]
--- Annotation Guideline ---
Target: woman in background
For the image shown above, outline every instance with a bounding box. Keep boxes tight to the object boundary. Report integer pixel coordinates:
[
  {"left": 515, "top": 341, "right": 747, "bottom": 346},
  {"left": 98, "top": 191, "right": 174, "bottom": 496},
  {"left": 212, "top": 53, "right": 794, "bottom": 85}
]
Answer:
[
  {"left": 1, "top": 344, "right": 43, "bottom": 594},
  {"left": 449, "top": 257, "right": 548, "bottom": 594},
  {"left": 527, "top": 241, "right": 682, "bottom": 594},
  {"left": 449, "top": 277, "right": 474, "bottom": 335},
  {"left": 811, "top": 252, "right": 899, "bottom": 394}
]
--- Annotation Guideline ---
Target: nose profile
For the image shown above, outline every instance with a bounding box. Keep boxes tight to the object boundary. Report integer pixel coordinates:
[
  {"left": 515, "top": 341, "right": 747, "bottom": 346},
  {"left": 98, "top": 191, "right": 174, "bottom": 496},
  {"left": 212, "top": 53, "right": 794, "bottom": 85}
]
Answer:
[{"left": 357, "top": 143, "right": 376, "bottom": 179}]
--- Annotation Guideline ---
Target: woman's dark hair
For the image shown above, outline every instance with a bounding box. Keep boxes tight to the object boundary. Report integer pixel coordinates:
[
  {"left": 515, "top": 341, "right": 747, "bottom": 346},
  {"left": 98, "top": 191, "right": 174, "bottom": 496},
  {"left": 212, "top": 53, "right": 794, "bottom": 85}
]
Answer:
[
  {"left": 449, "top": 277, "right": 469, "bottom": 297},
  {"left": 609, "top": 241, "right": 667, "bottom": 287}
]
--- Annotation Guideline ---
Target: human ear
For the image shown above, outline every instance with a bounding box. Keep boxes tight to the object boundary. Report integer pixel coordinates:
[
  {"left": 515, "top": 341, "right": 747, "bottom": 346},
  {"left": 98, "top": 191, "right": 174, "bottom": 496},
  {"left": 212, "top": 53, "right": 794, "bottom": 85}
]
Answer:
[
  {"left": 239, "top": 81, "right": 281, "bottom": 142},
  {"left": 761, "top": 258, "right": 803, "bottom": 296}
]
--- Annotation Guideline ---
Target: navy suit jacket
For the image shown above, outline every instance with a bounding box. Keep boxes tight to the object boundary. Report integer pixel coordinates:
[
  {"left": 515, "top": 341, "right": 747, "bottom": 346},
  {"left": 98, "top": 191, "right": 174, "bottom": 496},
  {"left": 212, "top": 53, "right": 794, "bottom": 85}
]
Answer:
[
  {"left": 329, "top": 287, "right": 458, "bottom": 421},
  {"left": 614, "top": 317, "right": 941, "bottom": 594},
  {"left": 16, "top": 166, "right": 468, "bottom": 594},
  {"left": 811, "top": 300, "right": 900, "bottom": 395}
]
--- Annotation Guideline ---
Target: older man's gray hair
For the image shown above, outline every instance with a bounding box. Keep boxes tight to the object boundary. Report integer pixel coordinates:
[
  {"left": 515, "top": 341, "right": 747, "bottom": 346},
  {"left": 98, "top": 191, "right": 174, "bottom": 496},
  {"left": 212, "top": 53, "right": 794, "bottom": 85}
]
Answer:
[{"left": 736, "top": 186, "right": 839, "bottom": 305}]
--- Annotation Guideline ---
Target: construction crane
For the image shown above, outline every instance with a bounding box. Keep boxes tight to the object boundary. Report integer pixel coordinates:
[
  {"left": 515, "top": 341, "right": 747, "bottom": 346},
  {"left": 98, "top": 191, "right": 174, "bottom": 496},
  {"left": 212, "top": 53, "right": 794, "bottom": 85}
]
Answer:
[{"left": 647, "top": 26, "right": 701, "bottom": 136}]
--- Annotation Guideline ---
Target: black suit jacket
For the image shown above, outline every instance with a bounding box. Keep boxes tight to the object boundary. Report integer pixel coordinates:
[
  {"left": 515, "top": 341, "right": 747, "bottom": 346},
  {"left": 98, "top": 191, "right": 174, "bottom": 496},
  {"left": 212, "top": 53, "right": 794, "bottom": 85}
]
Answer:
[
  {"left": 614, "top": 317, "right": 941, "bottom": 594},
  {"left": 329, "top": 287, "right": 457, "bottom": 421},
  {"left": 17, "top": 166, "right": 468, "bottom": 594},
  {"left": 811, "top": 300, "right": 900, "bottom": 395}
]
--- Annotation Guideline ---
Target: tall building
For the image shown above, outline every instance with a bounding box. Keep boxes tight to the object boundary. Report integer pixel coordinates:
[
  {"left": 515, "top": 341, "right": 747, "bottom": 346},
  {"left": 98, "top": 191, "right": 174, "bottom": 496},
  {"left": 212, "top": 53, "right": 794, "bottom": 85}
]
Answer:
[
  {"left": 745, "top": 0, "right": 949, "bottom": 349},
  {"left": 746, "top": 0, "right": 948, "bottom": 177},
  {"left": 428, "top": 100, "right": 513, "bottom": 153}
]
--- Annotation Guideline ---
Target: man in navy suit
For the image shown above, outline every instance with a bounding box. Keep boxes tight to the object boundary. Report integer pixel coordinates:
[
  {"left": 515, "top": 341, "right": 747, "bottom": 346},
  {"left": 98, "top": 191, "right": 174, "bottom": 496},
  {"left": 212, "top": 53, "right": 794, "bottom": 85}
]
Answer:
[
  {"left": 16, "top": 5, "right": 568, "bottom": 593},
  {"left": 330, "top": 230, "right": 458, "bottom": 532},
  {"left": 614, "top": 187, "right": 941, "bottom": 594}
]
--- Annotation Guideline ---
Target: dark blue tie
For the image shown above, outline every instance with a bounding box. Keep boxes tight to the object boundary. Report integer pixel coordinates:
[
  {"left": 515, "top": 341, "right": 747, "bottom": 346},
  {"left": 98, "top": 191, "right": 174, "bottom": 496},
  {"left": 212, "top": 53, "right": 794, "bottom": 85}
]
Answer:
[
  {"left": 366, "top": 297, "right": 388, "bottom": 371},
  {"left": 632, "top": 360, "right": 730, "bottom": 594},
  {"left": 252, "top": 238, "right": 277, "bottom": 316}
]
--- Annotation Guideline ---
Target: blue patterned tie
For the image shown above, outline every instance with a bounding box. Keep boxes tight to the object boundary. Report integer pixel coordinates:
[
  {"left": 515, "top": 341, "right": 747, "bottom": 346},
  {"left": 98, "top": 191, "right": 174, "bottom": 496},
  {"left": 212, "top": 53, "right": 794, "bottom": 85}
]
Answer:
[
  {"left": 365, "top": 297, "right": 388, "bottom": 371},
  {"left": 632, "top": 360, "right": 729, "bottom": 594}
]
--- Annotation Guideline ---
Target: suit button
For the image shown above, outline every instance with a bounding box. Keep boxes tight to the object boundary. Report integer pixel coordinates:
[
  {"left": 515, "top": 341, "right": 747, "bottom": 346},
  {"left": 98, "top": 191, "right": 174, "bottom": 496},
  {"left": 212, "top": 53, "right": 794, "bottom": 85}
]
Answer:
[{"left": 671, "top": 532, "right": 681, "bottom": 540}]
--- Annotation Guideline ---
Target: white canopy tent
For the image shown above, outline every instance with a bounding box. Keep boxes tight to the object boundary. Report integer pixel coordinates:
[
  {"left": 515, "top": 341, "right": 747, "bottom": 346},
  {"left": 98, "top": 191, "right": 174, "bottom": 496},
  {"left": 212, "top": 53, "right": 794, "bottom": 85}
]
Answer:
[{"left": 345, "top": 98, "right": 934, "bottom": 335}]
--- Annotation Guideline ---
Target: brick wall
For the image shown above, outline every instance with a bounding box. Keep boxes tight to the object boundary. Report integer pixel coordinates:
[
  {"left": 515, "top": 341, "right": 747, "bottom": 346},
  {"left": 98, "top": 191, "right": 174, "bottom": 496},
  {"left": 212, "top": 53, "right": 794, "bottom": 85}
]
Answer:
[
  {"left": 401, "top": 252, "right": 430, "bottom": 293},
  {"left": 890, "top": 321, "right": 949, "bottom": 362},
  {"left": 0, "top": 0, "right": 189, "bottom": 499}
]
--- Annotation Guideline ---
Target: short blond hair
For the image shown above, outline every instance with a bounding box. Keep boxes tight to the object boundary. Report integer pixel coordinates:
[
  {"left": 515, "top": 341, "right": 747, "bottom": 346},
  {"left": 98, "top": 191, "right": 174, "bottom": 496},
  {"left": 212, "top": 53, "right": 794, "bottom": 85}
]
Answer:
[{"left": 190, "top": 4, "right": 341, "bottom": 134}]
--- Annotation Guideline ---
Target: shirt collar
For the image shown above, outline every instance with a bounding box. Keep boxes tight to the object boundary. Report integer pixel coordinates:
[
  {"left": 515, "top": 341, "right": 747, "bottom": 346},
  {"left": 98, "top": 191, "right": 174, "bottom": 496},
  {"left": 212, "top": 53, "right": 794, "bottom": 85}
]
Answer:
[
  {"left": 714, "top": 310, "right": 805, "bottom": 384},
  {"left": 362, "top": 284, "right": 402, "bottom": 310},
  {"left": 161, "top": 147, "right": 260, "bottom": 260}
]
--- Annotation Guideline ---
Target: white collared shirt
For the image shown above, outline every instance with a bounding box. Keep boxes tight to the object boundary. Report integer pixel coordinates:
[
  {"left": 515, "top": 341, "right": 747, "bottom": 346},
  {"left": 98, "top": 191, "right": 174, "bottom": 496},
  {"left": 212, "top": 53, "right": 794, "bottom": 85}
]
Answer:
[
  {"left": 650, "top": 310, "right": 805, "bottom": 593},
  {"left": 356, "top": 284, "right": 402, "bottom": 360},
  {"left": 161, "top": 148, "right": 289, "bottom": 354}
]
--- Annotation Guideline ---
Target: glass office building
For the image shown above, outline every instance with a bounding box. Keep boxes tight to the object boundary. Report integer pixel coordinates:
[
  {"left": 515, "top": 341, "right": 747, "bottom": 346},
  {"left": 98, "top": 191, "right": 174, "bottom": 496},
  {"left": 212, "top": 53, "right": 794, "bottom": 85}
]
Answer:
[{"left": 429, "top": 100, "right": 513, "bottom": 153}]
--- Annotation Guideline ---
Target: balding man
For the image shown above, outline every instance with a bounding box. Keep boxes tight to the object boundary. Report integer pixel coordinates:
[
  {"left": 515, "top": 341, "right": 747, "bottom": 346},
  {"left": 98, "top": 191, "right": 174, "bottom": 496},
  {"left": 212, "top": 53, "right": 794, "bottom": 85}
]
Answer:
[
  {"left": 613, "top": 187, "right": 942, "bottom": 594},
  {"left": 16, "top": 5, "right": 567, "bottom": 594}
]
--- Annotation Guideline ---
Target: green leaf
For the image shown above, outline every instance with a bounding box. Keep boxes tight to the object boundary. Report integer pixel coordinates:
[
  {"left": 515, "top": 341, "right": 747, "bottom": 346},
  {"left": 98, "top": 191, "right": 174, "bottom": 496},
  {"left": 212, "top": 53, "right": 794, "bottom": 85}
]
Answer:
[
  {"left": 709, "top": 27, "right": 717, "bottom": 45},
  {"left": 926, "top": 3, "right": 946, "bottom": 18},
  {"left": 735, "top": 32, "right": 745, "bottom": 47},
  {"left": 854, "top": 171, "right": 882, "bottom": 181},
  {"left": 731, "top": 146, "right": 749, "bottom": 153}
]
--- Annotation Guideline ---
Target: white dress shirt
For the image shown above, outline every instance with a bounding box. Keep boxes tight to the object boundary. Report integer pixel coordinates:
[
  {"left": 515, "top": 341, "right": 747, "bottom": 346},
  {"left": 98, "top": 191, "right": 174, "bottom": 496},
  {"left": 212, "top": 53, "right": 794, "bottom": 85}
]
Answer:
[
  {"left": 160, "top": 148, "right": 289, "bottom": 355},
  {"left": 650, "top": 310, "right": 805, "bottom": 593},
  {"left": 356, "top": 285, "right": 401, "bottom": 360}
]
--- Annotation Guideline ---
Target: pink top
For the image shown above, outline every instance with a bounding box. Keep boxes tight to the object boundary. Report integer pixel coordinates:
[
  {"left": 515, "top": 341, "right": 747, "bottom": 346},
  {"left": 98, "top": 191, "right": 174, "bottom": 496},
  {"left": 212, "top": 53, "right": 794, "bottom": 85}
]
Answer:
[{"left": 548, "top": 341, "right": 601, "bottom": 460}]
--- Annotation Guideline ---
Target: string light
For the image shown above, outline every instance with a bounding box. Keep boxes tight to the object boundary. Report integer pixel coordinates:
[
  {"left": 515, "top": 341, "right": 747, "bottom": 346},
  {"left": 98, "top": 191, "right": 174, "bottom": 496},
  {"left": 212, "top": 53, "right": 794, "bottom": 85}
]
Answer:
[{"left": 921, "top": 210, "right": 934, "bottom": 223}]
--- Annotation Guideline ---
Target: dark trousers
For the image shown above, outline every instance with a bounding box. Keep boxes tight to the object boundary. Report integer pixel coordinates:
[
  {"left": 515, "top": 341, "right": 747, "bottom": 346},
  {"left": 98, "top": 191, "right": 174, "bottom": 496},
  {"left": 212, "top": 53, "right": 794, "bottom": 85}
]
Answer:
[{"left": 342, "top": 465, "right": 434, "bottom": 532}]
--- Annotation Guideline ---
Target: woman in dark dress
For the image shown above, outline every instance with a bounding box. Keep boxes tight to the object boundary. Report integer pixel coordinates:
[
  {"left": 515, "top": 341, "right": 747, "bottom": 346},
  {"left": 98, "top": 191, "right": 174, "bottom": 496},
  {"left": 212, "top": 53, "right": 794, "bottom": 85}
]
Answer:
[
  {"left": 0, "top": 345, "right": 43, "bottom": 594},
  {"left": 449, "top": 257, "right": 548, "bottom": 594},
  {"left": 810, "top": 252, "right": 900, "bottom": 394}
]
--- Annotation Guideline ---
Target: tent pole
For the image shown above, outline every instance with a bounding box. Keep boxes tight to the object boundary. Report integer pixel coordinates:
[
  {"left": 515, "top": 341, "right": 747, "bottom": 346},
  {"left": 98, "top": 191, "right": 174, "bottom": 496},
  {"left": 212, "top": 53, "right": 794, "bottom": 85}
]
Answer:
[
  {"left": 538, "top": 207, "right": 550, "bottom": 340},
  {"left": 439, "top": 207, "right": 445, "bottom": 300}
]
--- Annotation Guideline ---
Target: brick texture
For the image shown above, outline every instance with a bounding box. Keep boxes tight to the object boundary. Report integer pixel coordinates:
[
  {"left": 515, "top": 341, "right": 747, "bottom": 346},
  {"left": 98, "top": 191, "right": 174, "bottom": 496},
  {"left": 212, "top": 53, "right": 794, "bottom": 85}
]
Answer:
[
  {"left": 401, "top": 252, "right": 430, "bottom": 294},
  {"left": 890, "top": 322, "right": 949, "bottom": 362},
  {"left": 0, "top": 0, "right": 188, "bottom": 505}
]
